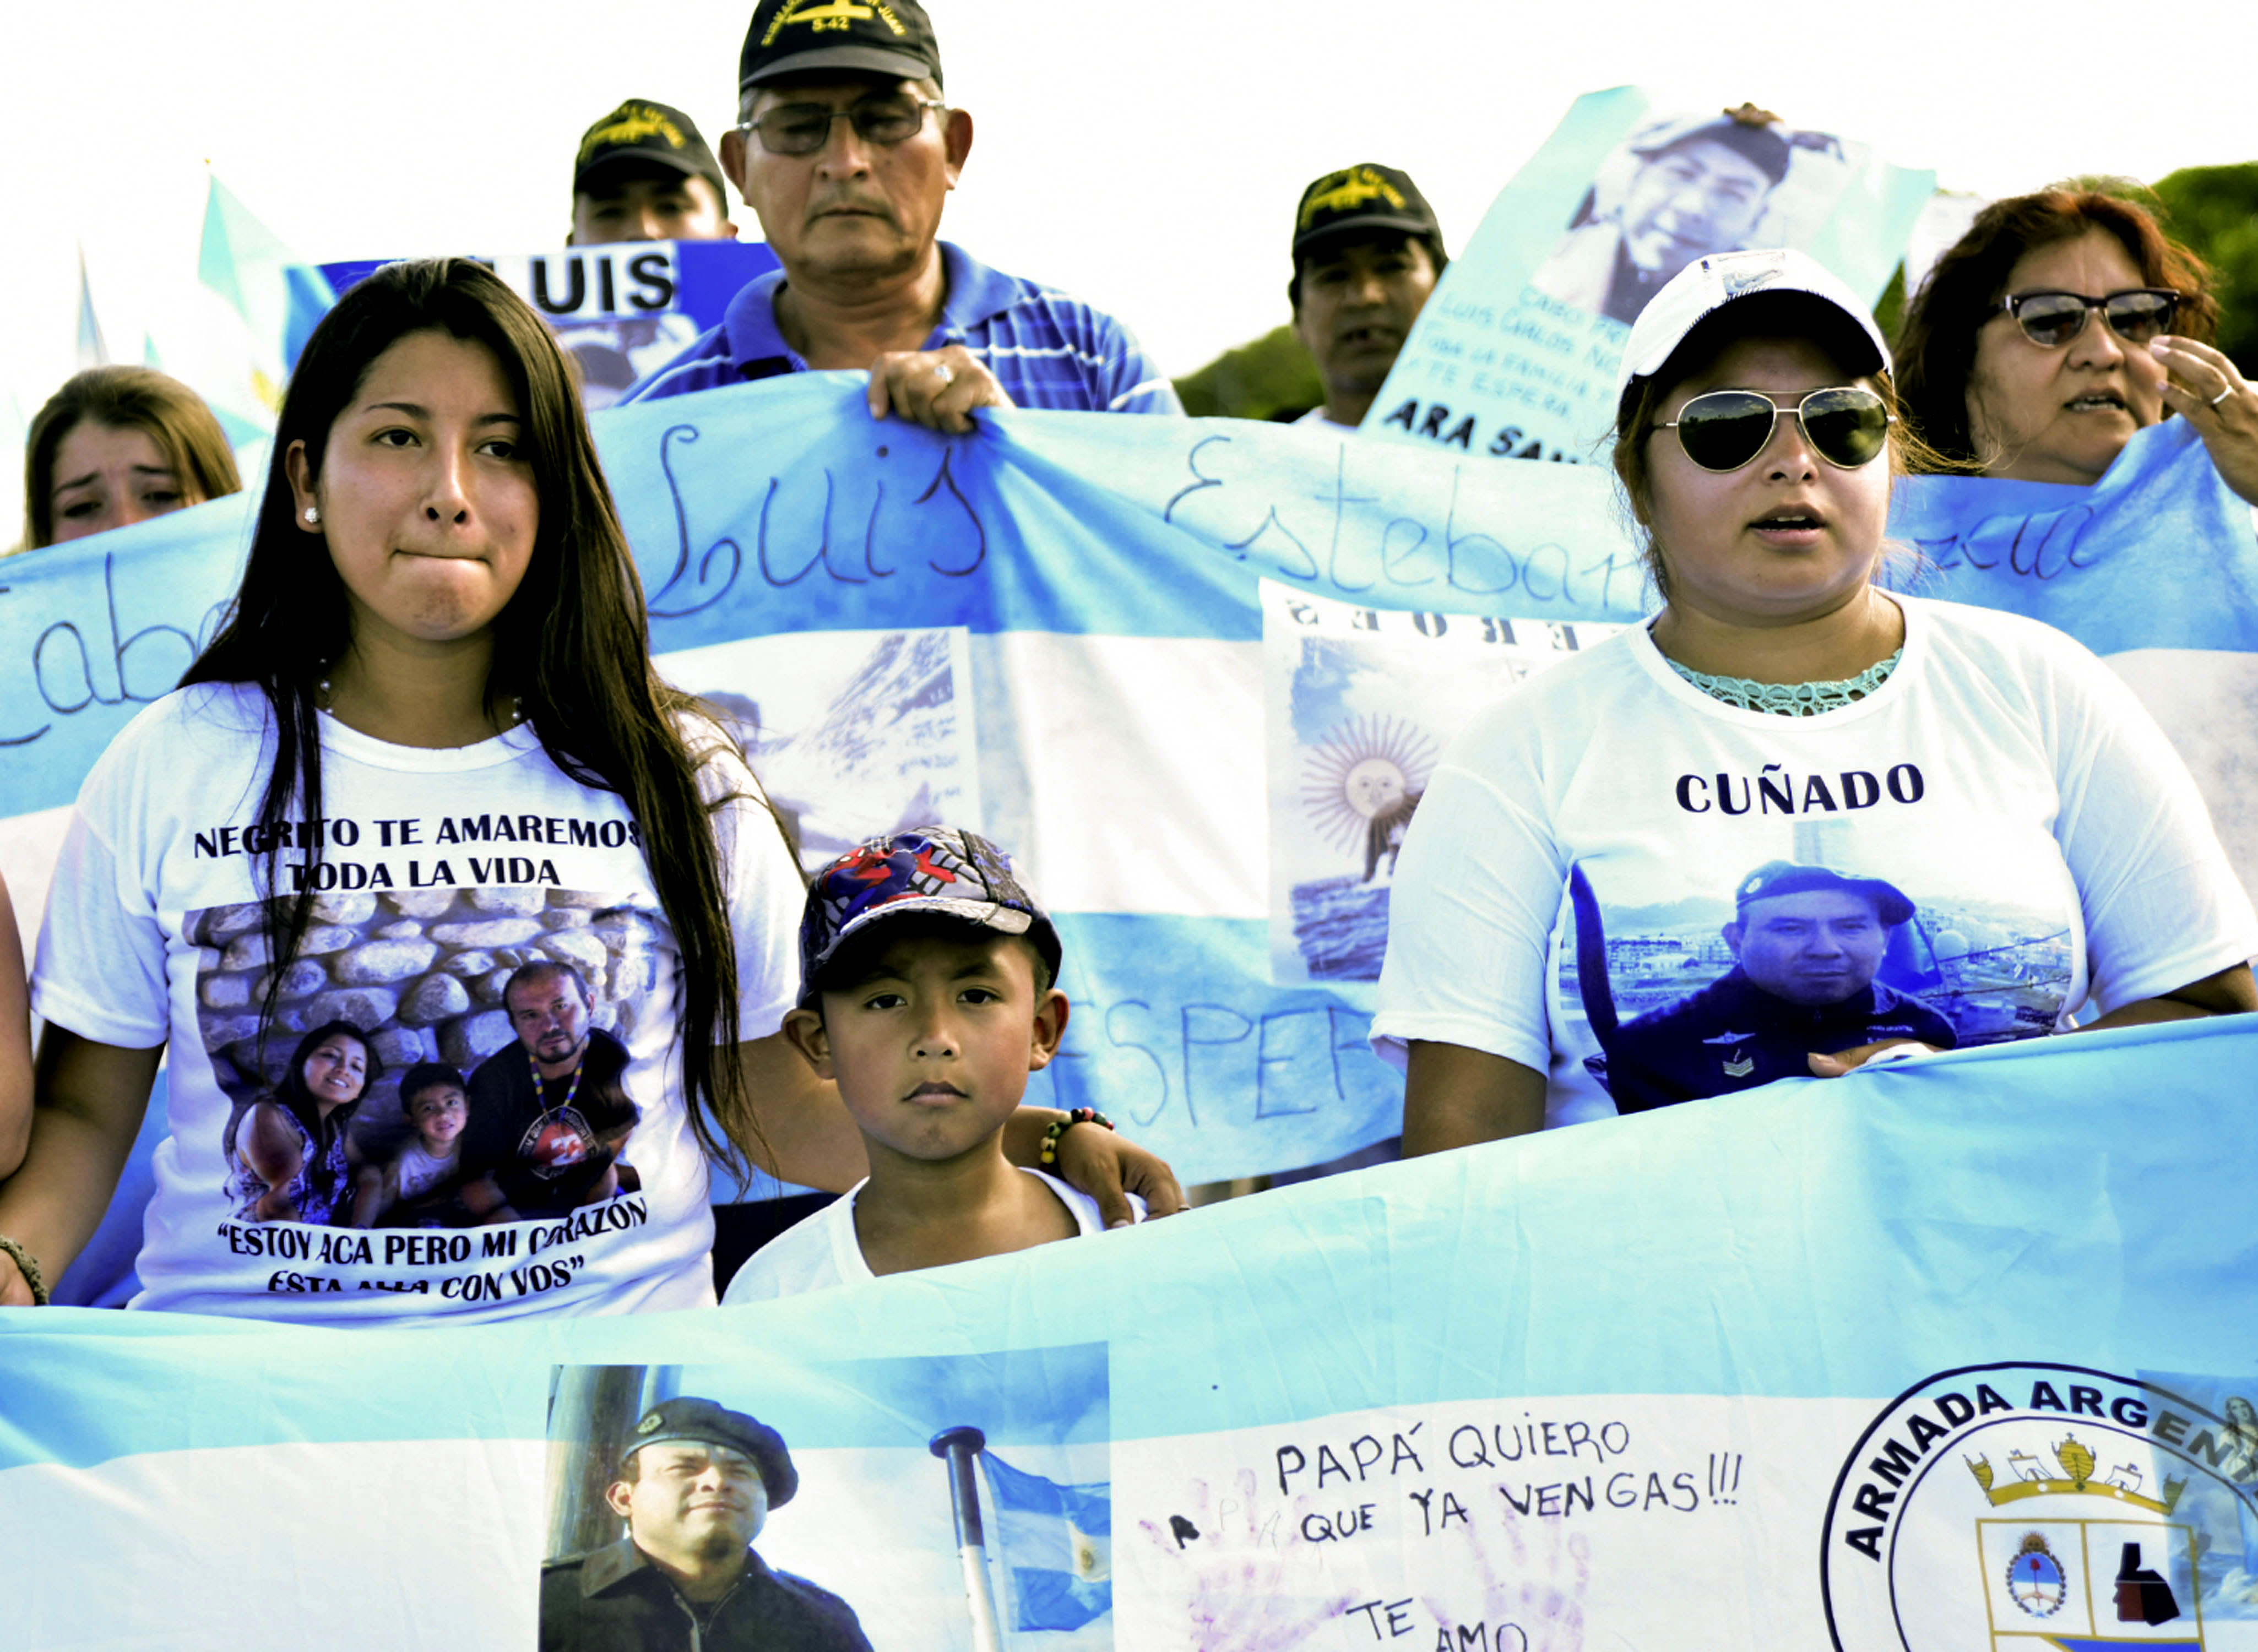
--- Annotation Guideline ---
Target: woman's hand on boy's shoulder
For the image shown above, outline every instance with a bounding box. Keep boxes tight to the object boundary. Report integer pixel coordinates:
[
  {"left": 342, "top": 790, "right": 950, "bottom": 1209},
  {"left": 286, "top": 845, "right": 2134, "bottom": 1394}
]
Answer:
[{"left": 1054, "top": 1120, "right": 1185, "bottom": 1225}]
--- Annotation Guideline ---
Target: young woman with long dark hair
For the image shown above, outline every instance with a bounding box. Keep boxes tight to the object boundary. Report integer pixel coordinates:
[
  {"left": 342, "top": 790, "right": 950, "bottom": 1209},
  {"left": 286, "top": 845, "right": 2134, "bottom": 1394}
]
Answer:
[
  {"left": 229, "top": 1021, "right": 379, "bottom": 1224},
  {"left": 0, "top": 259, "right": 1177, "bottom": 1316}
]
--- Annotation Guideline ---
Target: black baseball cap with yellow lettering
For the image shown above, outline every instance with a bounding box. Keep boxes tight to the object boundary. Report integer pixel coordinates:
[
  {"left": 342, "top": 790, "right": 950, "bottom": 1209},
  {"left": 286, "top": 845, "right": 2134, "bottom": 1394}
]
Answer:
[
  {"left": 573, "top": 100, "right": 728, "bottom": 203},
  {"left": 739, "top": 0, "right": 944, "bottom": 95},
  {"left": 1291, "top": 164, "right": 1441, "bottom": 260}
]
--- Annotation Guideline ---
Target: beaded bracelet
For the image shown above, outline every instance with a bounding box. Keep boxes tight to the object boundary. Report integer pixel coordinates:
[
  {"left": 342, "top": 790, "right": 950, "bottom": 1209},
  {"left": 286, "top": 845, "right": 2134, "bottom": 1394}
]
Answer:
[
  {"left": 1038, "top": 1107, "right": 1114, "bottom": 1167},
  {"left": 0, "top": 1233, "right": 48, "bottom": 1307}
]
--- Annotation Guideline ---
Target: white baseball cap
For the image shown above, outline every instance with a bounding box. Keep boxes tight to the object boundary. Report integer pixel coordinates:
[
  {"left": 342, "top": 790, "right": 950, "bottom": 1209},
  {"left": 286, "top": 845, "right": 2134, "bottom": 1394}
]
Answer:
[{"left": 1615, "top": 248, "right": 1890, "bottom": 403}]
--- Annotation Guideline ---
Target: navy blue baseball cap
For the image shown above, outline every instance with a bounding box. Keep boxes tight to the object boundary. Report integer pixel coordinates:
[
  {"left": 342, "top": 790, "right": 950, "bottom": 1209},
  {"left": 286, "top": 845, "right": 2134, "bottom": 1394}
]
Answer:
[
  {"left": 1734, "top": 861, "right": 1914, "bottom": 926},
  {"left": 1292, "top": 164, "right": 1441, "bottom": 260},
  {"left": 574, "top": 100, "right": 728, "bottom": 203},
  {"left": 740, "top": 0, "right": 943, "bottom": 95}
]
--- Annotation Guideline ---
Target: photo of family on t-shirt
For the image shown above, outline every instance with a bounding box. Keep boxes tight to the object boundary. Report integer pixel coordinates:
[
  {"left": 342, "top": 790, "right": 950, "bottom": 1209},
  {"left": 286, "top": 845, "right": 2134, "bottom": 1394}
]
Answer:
[{"left": 198, "top": 889, "right": 652, "bottom": 1230}]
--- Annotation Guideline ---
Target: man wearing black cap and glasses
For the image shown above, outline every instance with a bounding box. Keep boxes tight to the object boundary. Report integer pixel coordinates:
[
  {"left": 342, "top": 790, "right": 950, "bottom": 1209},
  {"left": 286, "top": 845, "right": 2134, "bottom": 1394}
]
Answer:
[
  {"left": 569, "top": 99, "right": 740, "bottom": 247},
  {"left": 1289, "top": 165, "right": 1449, "bottom": 432},
  {"left": 621, "top": 0, "right": 1179, "bottom": 431},
  {"left": 541, "top": 1396, "right": 872, "bottom": 1650}
]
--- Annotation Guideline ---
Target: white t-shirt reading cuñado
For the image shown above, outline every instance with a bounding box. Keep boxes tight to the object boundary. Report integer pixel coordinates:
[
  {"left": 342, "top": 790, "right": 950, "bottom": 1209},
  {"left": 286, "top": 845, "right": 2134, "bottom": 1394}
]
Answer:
[{"left": 1372, "top": 596, "right": 2258, "bottom": 1126}]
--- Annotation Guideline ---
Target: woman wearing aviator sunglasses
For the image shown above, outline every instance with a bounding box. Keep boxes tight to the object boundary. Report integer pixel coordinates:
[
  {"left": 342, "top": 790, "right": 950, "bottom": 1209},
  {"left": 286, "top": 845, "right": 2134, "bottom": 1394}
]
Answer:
[
  {"left": 1896, "top": 188, "right": 2256, "bottom": 499},
  {"left": 1372, "top": 249, "right": 2257, "bottom": 1154}
]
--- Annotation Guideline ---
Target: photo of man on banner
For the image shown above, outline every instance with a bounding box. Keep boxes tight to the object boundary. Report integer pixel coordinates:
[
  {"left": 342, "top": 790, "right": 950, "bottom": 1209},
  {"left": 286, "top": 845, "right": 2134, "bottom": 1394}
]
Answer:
[{"left": 541, "top": 1395, "right": 873, "bottom": 1651}]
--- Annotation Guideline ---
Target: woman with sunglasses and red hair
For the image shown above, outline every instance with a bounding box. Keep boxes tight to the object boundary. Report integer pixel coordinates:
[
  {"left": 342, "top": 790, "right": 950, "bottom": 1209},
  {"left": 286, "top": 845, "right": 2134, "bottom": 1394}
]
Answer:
[
  {"left": 1895, "top": 188, "right": 2256, "bottom": 499},
  {"left": 1372, "top": 249, "right": 2256, "bottom": 1153}
]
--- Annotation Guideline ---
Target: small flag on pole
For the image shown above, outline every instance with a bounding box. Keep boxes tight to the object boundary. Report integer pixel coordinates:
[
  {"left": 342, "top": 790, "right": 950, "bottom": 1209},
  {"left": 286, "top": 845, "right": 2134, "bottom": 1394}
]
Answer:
[
  {"left": 981, "top": 1453, "right": 1112, "bottom": 1632},
  {"left": 76, "top": 247, "right": 109, "bottom": 369},
  {"left": 197, "top": 173, "right": 336, "bottom": 414},
  {"left": 930, "top": 1427, "right": 1008, "bottom": 1652}
]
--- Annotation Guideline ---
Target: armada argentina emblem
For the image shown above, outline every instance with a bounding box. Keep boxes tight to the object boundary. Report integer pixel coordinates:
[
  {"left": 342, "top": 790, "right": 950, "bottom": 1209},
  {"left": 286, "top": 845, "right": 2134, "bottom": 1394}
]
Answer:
[{"left": 1821, "top": 1362, "right": 2258, "bottom": 1651}]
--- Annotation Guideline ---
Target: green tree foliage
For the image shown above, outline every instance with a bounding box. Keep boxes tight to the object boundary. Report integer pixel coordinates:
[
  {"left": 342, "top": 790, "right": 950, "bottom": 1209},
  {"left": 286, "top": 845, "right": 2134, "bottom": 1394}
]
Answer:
[
  {"left": 1173, "top": 323, "right": 1323, "bottom": 421},
  {"left": 2151, "top": 163, "right": 2258, "bottom": 376}
]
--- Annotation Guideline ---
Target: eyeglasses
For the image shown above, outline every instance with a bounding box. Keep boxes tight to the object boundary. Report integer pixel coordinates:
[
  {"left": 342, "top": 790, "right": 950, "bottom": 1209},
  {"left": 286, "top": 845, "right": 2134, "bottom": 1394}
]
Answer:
[
  {"left": 1655, "top": 386, "right": 1894, "bottom": 472},
  {"left": 740, "top": 96, "right": 945, "bottom": 157},
  {"left": 1999, "top": 288, "right": 2180, "bottom": 348}
]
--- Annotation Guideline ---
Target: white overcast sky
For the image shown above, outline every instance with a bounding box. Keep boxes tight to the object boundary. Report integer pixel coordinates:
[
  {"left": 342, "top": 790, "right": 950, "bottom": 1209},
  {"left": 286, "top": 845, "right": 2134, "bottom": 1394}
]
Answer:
[{"left": 4, "top": 0, "right": 2254, "bottom": 470}]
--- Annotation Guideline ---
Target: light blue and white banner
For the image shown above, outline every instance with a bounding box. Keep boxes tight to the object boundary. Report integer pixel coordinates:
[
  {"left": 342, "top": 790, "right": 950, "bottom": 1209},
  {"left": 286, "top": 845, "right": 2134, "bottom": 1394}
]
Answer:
[
  {"left": 1365, "top": 86, "right": 1936, "bottom": 464},
  {"left": 3, "top": 1017, "right": 2255, "bottom": 1649},
  {"left": 2, "top": 389, "right": 2252, "bottom": 1194}
]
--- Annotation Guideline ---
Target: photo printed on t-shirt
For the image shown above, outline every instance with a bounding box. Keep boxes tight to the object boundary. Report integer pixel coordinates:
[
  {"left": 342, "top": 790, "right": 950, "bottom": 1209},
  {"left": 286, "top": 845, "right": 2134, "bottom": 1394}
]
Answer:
[
  {"left": 193, "top": 884, "right": 655, "bottom": 1233},
  {"left": 1565, "top": 828, "right": 2076, "bottom": 1112}
]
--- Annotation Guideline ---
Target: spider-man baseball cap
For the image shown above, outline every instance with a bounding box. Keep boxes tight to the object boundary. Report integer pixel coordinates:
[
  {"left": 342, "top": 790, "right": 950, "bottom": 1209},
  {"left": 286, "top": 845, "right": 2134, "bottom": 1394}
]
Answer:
[{"left": 799, "top": 827, "right": 1061, "bottom": 1002}]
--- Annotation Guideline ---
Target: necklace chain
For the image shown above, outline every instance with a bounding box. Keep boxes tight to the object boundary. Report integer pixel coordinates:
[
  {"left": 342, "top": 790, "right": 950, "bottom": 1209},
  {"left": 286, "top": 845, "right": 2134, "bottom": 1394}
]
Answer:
[
  {"left": 1667, "top": 648, "right": 1904, "bottom": 716},
  {"left": 532, "top": 1042, "right": 587, "bottom": 1116}
]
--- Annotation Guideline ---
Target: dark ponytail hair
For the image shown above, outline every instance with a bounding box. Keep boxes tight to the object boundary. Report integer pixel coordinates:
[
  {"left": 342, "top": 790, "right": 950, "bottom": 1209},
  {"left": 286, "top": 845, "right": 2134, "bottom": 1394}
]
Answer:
[{"left": 183, "top": 257, "right": 779, "bottom": 1175}]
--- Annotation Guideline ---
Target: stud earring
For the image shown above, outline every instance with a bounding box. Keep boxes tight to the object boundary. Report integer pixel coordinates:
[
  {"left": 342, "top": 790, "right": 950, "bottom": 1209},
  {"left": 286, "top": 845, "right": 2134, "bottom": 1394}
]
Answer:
[{"left": 303, "top": 506, "right": 321, "bottom": 525}]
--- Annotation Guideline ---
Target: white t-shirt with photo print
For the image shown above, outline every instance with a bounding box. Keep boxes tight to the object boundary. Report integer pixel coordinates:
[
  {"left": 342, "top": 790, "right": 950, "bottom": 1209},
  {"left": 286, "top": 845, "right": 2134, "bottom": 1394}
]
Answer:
[
  {"left": 32, "top": 682, "right": 803, "bottom": 1323},
  {"left": 1371, "top": 594, "right": 2258, "bottom": 1126}
]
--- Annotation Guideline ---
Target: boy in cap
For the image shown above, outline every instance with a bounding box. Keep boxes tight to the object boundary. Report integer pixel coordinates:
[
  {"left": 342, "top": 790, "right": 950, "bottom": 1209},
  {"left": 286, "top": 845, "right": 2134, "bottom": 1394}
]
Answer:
[
  {"left": 723, "top": 828, "right": 1141, "bottom": 1302},
  {"left": 1289, "top": 164, "right": 1448, "bottom": 431},
  {"left": 569, "top": 99, "right": 739, "bottom": 246},
  {"left": 541, "top": 1396, "right": 871, "bottom": 1650}
]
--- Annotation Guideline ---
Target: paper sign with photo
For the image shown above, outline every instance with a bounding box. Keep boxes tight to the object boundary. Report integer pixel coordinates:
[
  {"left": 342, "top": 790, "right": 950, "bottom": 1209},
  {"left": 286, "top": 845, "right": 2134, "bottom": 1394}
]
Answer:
[
  {"left": 1364, "top": 86, "right": 1934, "bottom": 466},
  {"left": 317, "top": 240, "right": 782, "bottom": 411}
]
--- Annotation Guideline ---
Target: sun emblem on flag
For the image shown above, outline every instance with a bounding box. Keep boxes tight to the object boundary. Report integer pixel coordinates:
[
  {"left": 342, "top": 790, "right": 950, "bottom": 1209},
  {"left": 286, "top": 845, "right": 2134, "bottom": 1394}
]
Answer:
[
  {"left": 1301, "top": 715, "right": 1437, "bottom": 880},
  {"left": 2004, "top": 1532, "right": 2067, "bottom": 1617}
]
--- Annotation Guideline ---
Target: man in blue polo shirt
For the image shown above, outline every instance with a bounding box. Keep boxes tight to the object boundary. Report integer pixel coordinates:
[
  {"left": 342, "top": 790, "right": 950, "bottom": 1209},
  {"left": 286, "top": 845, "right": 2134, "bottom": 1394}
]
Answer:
[{"left": 621, "top": 0, "right": 1179, "bottom": 431}]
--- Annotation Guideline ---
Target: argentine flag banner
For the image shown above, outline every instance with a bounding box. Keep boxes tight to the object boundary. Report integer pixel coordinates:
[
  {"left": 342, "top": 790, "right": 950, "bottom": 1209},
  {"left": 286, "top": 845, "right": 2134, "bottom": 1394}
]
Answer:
[
  {"left": 2, "top": 383, "right": 2253, "bottom": 1194},
  {"left": 2, "top": 1016, "right": 2256, "bottom": 1648}
]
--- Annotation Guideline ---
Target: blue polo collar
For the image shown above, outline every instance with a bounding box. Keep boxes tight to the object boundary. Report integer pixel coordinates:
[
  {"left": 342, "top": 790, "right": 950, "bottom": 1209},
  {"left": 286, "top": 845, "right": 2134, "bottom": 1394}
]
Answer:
[{"left": 719, "top": 241, "right": 1021, "bottom": 375}]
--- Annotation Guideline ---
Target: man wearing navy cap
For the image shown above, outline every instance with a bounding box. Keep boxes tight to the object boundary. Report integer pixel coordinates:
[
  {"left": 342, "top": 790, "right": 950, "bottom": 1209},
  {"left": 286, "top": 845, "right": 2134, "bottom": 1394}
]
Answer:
[
  {"left": 570, "top": 99, "right": 740, "bottom": 247},
  {"left": 541, "top": 1396, "right": 872, "bottom": 1650},
  {"left": 1532, "top": 107, "right": 1793, "bottom": 325},
  {"left": 1600, "top": 861, "right": 1958, "bottom": 1110},
  {"left": 621, "top": 0, "right": 1179, "bottom": 430},
  {"left": 1289, "top": 165, "right": 1448, "bottom": 432}
]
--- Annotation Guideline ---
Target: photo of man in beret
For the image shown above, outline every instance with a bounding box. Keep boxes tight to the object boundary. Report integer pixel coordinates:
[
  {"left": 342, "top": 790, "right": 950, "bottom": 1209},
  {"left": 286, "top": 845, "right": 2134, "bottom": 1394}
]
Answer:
[{"left": 541, "top": 1396, "right": 872, "bottom": 1650}]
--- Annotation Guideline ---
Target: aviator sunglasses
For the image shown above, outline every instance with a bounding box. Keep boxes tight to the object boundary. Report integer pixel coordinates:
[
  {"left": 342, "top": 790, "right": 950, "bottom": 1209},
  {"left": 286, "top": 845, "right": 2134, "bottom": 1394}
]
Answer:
[
  {"left": 2000, "top": 288, "right": 2180, "bottom": 349},
  {"left": 1657, "top": 386, "right": 1894, "bottom": 472}
]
